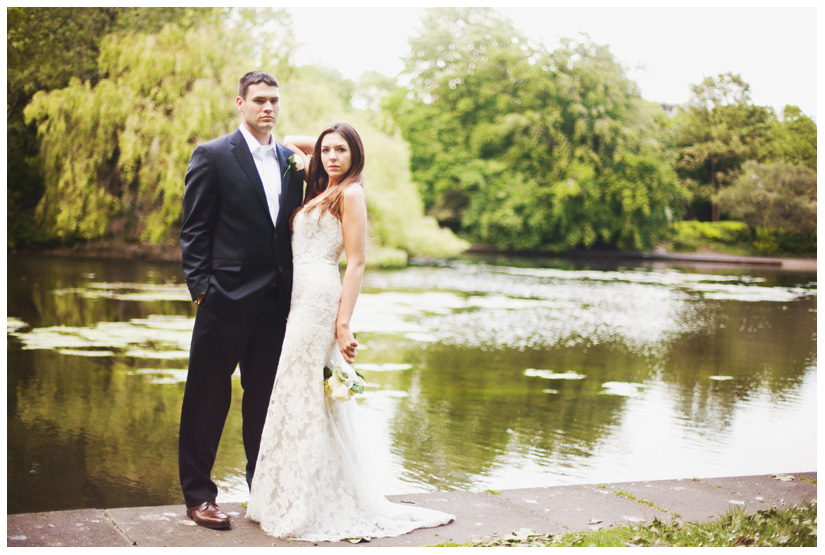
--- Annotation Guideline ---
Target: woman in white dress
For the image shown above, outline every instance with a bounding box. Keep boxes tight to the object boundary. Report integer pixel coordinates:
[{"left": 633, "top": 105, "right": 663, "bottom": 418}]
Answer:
[{"left": 246, "top": 122, "right": 454, "bottom": 541}]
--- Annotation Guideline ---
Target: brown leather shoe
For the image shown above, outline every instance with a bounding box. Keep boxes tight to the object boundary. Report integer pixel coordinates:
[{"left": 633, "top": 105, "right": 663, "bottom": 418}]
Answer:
[{"left": 186, "top": 500, "right": 231, "bottom": 529}]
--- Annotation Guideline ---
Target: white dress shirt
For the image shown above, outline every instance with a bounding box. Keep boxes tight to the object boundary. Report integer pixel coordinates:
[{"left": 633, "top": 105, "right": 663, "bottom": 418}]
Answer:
[{"left": 239, "top": 124, "right": 282, "bottom": 226}]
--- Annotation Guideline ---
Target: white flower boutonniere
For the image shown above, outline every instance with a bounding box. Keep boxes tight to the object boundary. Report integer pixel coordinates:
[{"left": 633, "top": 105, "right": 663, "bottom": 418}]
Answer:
[{"left": 283, "top": 154, "right": 304, "bottom": 178}]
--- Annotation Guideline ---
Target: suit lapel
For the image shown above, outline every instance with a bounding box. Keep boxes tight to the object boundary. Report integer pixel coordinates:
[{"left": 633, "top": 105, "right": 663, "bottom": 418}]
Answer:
[
  {"left": 230, "top": 129, "right": 272, "bottom": 227},
  {"left": 274, "top": 143, "right": 292, "bottom": 229}
]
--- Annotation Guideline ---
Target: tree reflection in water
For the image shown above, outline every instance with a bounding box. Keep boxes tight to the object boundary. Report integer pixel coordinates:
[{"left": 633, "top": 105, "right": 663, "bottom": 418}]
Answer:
[{"left": 6, "top": 254, "right": 816, "bottom": 514}]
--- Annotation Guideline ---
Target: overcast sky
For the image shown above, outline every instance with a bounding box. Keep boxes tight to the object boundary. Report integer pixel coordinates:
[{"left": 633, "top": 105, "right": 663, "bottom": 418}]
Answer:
[{"left": 289, "top": 5, "right": 818, "bottom": 120}]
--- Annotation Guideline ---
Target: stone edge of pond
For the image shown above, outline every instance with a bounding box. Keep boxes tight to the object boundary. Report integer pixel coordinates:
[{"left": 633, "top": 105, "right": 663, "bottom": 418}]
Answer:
[
  {"left": 6, "top": 472, "right": 817, "bottom": 547},
  {"left": 12, "top": 246, "right": 816, "bottom": 273}
]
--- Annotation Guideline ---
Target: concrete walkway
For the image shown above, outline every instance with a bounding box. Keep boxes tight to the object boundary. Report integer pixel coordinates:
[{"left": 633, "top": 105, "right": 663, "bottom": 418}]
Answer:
[{"left": 7, "top": 472, "right": 816, "bottom": 547}]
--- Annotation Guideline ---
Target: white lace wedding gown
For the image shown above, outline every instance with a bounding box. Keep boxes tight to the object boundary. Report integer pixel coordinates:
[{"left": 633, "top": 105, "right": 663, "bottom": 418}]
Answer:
[{"left": 246, "top": 207, "right": 454, "bottom": 541}]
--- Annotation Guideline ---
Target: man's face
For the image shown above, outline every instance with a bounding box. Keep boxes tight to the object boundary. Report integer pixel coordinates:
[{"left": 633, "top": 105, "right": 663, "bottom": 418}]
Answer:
[{"left": 236, "top": 82, "right": 280, "bottom": 141}]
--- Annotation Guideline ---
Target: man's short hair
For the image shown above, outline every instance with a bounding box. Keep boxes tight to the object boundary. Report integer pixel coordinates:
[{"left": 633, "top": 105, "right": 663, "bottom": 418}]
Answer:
[{"left": 238, "top": 71, "right": 279, "bottom": 99}]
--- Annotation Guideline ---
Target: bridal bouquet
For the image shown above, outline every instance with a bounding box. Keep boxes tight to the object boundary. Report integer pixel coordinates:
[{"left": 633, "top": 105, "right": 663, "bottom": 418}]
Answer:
[{"left": 323, "top": 364, "right": 367, "bottom": 401}]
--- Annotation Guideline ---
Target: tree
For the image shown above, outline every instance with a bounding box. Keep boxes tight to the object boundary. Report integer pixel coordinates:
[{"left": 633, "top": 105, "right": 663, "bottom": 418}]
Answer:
[
  {"left": 23, "top": 8, "right": 295, "bottom": 243},
  {"left": 768, "top": 105, "right": 817, "bottom": 170},
  {"left": 7, "top": 7, "right": 209, "bottom": 247},
  {"left": 715, "top": 161, "right": 816, "bottom": 234},
  {"left": 672, "top": 73, "right": 773, "bottom": 221},
  {"left": 387, "top": 8, "right": 684, "bottom": 252},
  {"left": 386, "top": 7, "right": 536, "bottom": 229},
  {"left": 276, "top": 68, "right": 468, "bottom": 260},
  {"left": 21, "top": 7, "right": 465, "bottom": 259}
]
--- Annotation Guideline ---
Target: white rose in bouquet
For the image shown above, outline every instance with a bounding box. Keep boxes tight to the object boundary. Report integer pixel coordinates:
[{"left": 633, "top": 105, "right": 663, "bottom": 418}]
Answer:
[{"left": 323, "top": 363, "right": 367, "bottom": 401}]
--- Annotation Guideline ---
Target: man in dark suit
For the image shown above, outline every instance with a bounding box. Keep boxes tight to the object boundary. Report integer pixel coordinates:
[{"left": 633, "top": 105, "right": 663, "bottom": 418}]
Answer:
[{"left": 178, "top": 71, "right": 304, "bottom": 529}]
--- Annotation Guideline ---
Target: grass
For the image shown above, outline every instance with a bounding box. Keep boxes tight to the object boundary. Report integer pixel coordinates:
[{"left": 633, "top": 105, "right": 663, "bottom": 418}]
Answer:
[
  {"left": 611, "top": 489, "right": 672, "bottom": 515},
  {"left": 433, "top": 501, "right": 817, "bottom": 547}
]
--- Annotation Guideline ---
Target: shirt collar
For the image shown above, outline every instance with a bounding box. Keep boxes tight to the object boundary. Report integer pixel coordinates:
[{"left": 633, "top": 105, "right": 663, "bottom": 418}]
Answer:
[{"left": 238, "top": 124, "right": 275, "bottom": 153}]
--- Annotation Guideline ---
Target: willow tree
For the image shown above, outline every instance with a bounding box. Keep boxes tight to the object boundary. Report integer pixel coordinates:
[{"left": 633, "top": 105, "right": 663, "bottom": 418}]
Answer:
[
  {"left": 24, "top": 7, "right": 465, "bottom": 261},
  {"left": 387, "top": 7, "right": 684, "bottom": 252},
  {"left": 277, "top": 67, "right": 468, "bottom": 261},
  {"left": 7, "top": 6, "right": 202, "bottom": 247},
  {"left": 24, "top": 8, "right": 296, "bottom": 243}
]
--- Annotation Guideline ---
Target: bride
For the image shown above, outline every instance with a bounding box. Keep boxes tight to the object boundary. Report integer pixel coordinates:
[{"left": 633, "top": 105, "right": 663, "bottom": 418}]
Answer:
[{"left": 246, "top": 122, "right": 454, "bottom": 541}]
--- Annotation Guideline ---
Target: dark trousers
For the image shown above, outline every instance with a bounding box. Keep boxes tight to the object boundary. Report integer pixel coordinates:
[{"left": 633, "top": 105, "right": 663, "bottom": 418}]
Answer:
[{"left": 178, "top": 288, "right": 287, "bottom": 508}]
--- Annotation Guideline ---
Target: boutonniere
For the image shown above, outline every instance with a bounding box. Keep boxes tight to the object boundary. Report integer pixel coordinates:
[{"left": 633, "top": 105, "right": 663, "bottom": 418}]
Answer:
[{"left": 283, "top": 154, "right": 304, "bottom": 178}]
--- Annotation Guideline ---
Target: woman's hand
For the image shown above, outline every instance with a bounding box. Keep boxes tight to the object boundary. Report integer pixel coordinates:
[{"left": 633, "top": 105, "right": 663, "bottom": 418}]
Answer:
[
  {"left": 337, "top": 322, "right": 358, "bottom": 364},
  {"left": 284, "top": 135, "right": 315, "bottom": 181}
]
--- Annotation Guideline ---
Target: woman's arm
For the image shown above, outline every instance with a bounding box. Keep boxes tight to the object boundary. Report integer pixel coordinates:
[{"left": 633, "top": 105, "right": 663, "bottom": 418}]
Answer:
[
  {"left": 336, "top": 184, "right": 368, "bottom": 364},
  {"left": 283, "top": 135, "right": 315, "bottom": 174}
]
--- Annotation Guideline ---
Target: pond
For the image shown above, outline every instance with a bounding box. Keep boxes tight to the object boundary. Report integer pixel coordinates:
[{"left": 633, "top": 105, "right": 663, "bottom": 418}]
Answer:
[{"left": 6, "top": 253, "right": 817, "bottom": 514}]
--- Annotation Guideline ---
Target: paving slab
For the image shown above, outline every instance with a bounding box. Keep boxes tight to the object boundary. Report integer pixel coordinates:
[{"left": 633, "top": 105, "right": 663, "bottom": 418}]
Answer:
[
  {"left": 6, "top": 473, "right": 817, "bottom": 547},
  {"left": 699, "top": 472, "right": 818, "bottom": 511},
  {"left": 376, "top": 490, "right": 553, "bottom": 547},
  {"left": 6, "top": 508, "right": 132, "bottom": 547},
  {"left": 593, "top": 477, "right": 744, "bottom": 523},
  {"left": 107, "top": 504, "right": 282, "bottom": 547},
  {"left": 498, "top": 484, "right": 670, "bottom": 533}
]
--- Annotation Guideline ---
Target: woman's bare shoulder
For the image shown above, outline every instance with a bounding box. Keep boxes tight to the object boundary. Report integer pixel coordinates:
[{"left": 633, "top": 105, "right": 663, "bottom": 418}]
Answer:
[{"left": 342, "top": 182, "right": 366, "bottom": 202}]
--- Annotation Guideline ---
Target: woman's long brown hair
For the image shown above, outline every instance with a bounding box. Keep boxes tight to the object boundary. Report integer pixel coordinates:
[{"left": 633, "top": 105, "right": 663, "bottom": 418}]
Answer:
[{"left": 298, "top": 122, "right": 365, "bottom": 222}]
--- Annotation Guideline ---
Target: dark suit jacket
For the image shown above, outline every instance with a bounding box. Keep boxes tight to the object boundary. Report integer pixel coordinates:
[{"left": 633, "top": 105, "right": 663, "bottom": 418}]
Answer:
[{"left": 180, "top": 128, "right": 304, "bottom": 323}]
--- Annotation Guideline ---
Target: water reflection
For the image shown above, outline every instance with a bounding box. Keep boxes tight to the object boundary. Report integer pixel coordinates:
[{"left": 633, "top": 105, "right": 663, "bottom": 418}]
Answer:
[{"left": 6, "top": 254, "right": 816, "bottom": 514}]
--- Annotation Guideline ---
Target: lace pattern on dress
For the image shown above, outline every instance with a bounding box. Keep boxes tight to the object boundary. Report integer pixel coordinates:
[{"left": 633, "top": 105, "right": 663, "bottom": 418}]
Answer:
[{"left": 246, "top": 207, "right": 454, "bottom": 541}]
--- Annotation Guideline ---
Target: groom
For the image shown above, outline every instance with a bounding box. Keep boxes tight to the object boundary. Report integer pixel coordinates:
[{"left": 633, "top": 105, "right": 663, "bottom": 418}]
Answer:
[{"left": 179, "top": 71, "right": 304, "bottom": 529}]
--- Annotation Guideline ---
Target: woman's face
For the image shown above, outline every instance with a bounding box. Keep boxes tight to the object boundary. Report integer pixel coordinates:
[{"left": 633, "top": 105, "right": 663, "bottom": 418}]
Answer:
[{"left": 320, "top": 132, "right": 352, "bottom": 185}]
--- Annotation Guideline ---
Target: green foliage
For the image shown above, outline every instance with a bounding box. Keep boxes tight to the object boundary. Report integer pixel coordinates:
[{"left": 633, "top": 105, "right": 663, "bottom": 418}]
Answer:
[
  {"left": 751, "top": 228, "right": 817, "bottom": 257},
  {"left": 7, "top": 7, "right": 200, "bottom": 105},
  {"left": 716, "top": 161, "right": 816, "bottom": 235},
  {"left": 670, "top": 221, "right": 751, "bottom": 253},
  {"left": 23, "top": 9, "right": 293, "bottom": 243},
  {"left": 446, "top": 502, "right": 817, "bottom": 547},
  {"left": 611, "top": 490, "right": 670, "bottom": 513},
  {"left": 670, "top": 74, "right": 817, "bottom": 232},
  {"left": 279, "top": 73, "right": 467, "bottom": 259},
  {"left": 7, "top": 7, "right": 207, "bottom": 247},
  {"left": 20, "top": 7, "right": 465, "bottom": 260},
  {"left": 672, "top": 73, "right": 776, "bottom": 221},
  {"left": 670, "top": 73, "right": 816, "bottom": 237},
  {"left": 669, "top": 220, "right": 815, "bottom": 257},
  {"left": 387, "top": 8, "right": 685, "bottom": 253},
  {"left": 25, "top": 23, "right": 240, "bottom": 241},
  {"left": 363, "top": 248, "right": 408, "bottom": 269},
  {"left": 768, "top": 106, "right": 817, "bottom": 170}
]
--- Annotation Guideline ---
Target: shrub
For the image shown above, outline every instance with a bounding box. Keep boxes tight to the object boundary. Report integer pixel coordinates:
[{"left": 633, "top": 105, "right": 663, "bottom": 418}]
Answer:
[
  {"left": 753, "top": 228, "right": 816, "bottom": 256},
  {"left": 716, "top": 161, "right": 816, "bottom": 234},
  {"left": 670, "top": 221, "right": 750, "bottom": 252}
]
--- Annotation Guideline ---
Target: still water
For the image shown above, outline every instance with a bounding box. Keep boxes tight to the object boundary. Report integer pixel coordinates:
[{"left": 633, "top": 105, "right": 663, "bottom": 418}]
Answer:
[{"left": 6, "top": 253, "right": 817, "bottom": 514}]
